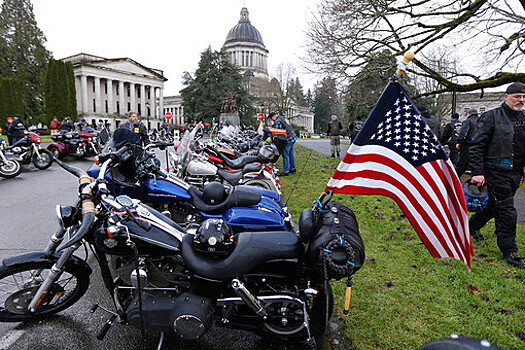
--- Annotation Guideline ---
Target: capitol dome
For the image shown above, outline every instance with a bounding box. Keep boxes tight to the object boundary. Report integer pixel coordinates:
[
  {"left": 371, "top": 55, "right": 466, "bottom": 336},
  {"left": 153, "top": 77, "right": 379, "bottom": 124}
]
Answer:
[
  {"left": 225, "top": 8, "right": 265, "bottom": 46},
  {"left": 222, "top": 7, "right": 269, "bottom": 94}
]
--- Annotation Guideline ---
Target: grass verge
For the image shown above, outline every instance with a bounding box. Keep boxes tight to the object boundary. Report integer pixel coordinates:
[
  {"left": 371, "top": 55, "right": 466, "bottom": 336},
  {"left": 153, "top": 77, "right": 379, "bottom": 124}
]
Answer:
[{"left": 278, "top": 144, "right": 524, "bottom": 349}]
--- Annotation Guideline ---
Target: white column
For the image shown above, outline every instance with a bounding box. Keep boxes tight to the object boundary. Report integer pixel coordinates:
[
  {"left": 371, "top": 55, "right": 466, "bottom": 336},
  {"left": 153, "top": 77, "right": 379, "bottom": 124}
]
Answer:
[
  {"left": 140, "top": 84, "right": 145, "bottom": 117},
  {"left": 152, "top": 87, "right": 157, "bottom": 119},
  {"left": 107, "top": 79, "right": 114, "bottom": 114},
  {"left": 81, "top": 75, "right": 88, "bottom": 113},
  {"left": 129, "top": 83, "right": 136, "bottom": 113},
  {"left": 119, "top": 81, "right": 125, "bottom": 115},
  {"left": 94, "top": 77, "right": 101, "bottom": 114},
  {"left": 159, "top": 88, "right": 164, "bottom": 120}
]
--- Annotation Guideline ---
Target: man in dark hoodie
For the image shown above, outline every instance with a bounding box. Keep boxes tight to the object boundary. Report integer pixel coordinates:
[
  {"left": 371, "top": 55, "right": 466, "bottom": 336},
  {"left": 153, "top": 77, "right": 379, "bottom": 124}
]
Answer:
[
  {"left": 418, "top": 105, "right": 441, "bottom": 140},
  {"left": 468, "top": 82, "right": 525, "bottom": 268}
]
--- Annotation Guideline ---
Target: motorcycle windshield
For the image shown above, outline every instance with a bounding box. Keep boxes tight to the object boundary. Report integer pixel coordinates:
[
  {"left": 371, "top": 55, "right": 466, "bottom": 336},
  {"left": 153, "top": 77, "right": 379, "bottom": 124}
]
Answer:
[{"left": 176, "top": 126, "right": 199, "bottom": 169}]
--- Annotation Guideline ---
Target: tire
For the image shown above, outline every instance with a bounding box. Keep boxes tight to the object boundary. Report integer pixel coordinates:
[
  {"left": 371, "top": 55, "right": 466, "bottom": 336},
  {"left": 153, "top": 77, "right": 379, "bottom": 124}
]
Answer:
[
  {"left": 49, "top": 147, "right": 61, "bottom": 160},
  {"left": 0, "top": 159, "right": 22, "bottom": 178},
  {"left": 243, "top": 178, "right": 276, "bottom": 193},
  {"left": 256, "top": 283, "right": 333, "bottom": 343},
  {"left": 32, "top": 149, "right": 53, "bottom": 170},
  {"left": 0, "top": 261, "right": 90, "bottom": 322}
]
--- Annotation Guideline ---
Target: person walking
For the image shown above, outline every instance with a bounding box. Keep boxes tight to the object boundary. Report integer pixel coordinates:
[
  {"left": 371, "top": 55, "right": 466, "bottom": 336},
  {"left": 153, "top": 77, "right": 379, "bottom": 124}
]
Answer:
[
  {"left": 455, "top": 108, "right": 480, "bottom": 177},
  {"left": 418, "top": 105, "right": 441, "bottom": 139},
  {"left": 327, "top": 114, "right": 343, "bottom": 158},
  {"left": 270, "top": 112, "right": 296, "bottom": 176},
  {"left": 441, "top": 112, "right": 461, "bottom": 166},
  {"left": 10, "top": 114, "right": 27, "bottom": 145},
  {"left": 468, "top": 82, "right": 525, "bottom": 268},
  {"left": 119, "top": 111, "right": 149, "bottom": 146}
]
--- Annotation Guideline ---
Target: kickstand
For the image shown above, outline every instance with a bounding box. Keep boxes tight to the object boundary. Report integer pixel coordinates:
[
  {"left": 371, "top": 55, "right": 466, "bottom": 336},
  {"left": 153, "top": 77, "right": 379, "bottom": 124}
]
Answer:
[
  {"left": 302, "top": 301, "right": 317, "bottom": 350},
  {"left": 156, "top": 332, "right": 165, "bottom": 350}
]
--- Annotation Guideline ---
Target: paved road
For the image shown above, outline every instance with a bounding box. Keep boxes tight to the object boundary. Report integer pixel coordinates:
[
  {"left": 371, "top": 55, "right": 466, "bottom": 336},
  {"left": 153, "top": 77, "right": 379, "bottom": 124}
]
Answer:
[
  {"left": 0, "top": 158, "right": 336, "bottom": 350},
  {"left": 297, "top": 138, "right": 525, "bottom": 224}
]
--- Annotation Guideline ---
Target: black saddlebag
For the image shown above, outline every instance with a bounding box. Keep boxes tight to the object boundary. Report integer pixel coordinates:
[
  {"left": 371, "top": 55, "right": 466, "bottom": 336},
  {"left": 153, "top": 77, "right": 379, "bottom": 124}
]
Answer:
[{"left": 301, "top": 201, "right": 365, "bottom": 280}]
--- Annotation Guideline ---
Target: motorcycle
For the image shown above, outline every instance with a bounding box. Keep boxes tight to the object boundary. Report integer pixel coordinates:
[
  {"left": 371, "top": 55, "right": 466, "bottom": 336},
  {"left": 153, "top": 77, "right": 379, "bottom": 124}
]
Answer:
[
  {"left": 5, "top": 131, "right": 53, "bottom": 170},
  {"left": 0, "top": 138, "right": 22, "bottom": 178},
  {"left": 169, "top": 126, "right": 281, "bottom": 194},
  {"left": 47, "top": 129, "right": 101, "bottom": 159},
  {"left": 0, "top": 142, "right": 365, "bottom": 348},
  {"left": 87, "top": 129, "right": 292, "bottom": 233}
]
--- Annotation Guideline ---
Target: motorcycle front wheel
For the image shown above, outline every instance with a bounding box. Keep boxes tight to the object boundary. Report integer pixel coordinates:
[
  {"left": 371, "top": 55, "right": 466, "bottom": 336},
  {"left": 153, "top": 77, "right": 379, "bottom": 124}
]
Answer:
[
  {"left": 32, "top": 149, "right": 53, "bottom": 170},
  {"left": 0, "top": 261, "right": 90, "bottom": 322},
  {"left": 0, "top": 159, "right": 22, "bottom": 178}
]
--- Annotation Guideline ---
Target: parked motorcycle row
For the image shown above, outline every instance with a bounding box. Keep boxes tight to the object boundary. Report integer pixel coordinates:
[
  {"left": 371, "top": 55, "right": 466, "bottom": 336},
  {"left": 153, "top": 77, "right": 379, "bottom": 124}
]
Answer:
[{"left": 0, "top": 125, "right": 366, "bottom": 349}]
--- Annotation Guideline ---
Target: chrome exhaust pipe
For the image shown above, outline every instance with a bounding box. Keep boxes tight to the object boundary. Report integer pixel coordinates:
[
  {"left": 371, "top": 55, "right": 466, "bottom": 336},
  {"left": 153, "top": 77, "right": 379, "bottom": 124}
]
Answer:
[{"left": 231, "top": 278, "right": 267, "bottom": 317}]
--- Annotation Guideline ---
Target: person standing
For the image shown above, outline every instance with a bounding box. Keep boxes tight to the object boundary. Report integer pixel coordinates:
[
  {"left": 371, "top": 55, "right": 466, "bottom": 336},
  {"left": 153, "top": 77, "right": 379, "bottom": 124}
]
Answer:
[
  {"left": 468, "top": 82, "right": 525, "bottom": 268},
  {"left": 50, "top": 116, "right": 61, "bottom": 135},
  {"left": 348, "top": 115, "right": 364, "bottom": 142},
  {"left": 119, "top": 111, "right": 149, "bottom": 146},
  {"left": 4, "top": 116, "right": 14, "bottom": 145},
  {"left": 327, "top": 114, "right": 343, "bottom": 158},
  {"left": 455, "top": 108, "right": 479, "bottom": 177},
  {"left": 418, "top": 105, "right": 441, "bottom": 139},
  {"left": 270, "top": 112, "right": 296, "bottom": 176},
  {"left": 441, "top": 112, "right": 461, "bottom": 166},
  {"left": 61, "top": 117, "right": 74, "bottom": 132},
  {"left": 10, "top": 114, "right": 27, "bottom": 145}
]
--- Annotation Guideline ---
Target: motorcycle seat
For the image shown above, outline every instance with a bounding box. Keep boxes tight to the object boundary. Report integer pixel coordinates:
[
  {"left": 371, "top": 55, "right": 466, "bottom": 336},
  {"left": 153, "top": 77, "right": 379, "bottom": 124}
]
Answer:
[
  {"left": 181, "top": 230, "right": 302, "bottom": 281},
  {"left": 219, "top": 154, "right": 259, "bottom": 170},
  {"left": 189, "top": 185, "right": 261, "bottom": 215},
  {"left": 217, "top": 169, "right": 243, "bottom": 185},
  {"left": 242, "top": 162, "right": 262, "bottom": 174}
]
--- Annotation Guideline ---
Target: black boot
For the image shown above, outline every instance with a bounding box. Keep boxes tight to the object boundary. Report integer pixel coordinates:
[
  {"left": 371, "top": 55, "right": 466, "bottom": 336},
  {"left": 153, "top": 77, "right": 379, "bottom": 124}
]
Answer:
[
  {"left": 470, "top": 229, "right": 487, "bottom": 242},
  {"left": 503, "top": 252, "right": 525, "bottom": 268}
]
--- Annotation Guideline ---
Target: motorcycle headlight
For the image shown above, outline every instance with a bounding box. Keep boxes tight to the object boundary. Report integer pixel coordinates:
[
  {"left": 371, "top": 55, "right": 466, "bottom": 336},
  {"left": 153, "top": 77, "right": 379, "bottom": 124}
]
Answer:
[{"left": 55, "top": 205, "right": 80, "bottom": 229}]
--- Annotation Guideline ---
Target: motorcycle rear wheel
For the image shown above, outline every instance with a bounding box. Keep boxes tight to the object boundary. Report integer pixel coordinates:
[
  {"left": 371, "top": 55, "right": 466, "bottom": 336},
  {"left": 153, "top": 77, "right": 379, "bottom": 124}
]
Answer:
[
  {"left": 32, "top": 150, "right": 53, "bottom": 170},
  {"left": 0, "top": 159, "right": 22, "bottom": 178},
  {"left": 0, "top": 261, "right": 89, "bottom": 322},
  {"left": 256, "top": 283, "right": 333, "bottom": 343}
]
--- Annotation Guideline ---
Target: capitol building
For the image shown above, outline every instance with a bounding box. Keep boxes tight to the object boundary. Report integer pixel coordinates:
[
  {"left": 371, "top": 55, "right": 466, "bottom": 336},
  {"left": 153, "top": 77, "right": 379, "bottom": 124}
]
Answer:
[{"left": 65, "top": 7, "right": 313, "bottom": 132}]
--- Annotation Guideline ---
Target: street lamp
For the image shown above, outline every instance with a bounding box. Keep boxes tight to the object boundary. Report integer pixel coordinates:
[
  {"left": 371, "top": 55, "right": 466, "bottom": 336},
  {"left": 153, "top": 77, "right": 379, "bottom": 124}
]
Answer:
[{"left": 145, "top": 101, "right": 151, "bottom": 131}]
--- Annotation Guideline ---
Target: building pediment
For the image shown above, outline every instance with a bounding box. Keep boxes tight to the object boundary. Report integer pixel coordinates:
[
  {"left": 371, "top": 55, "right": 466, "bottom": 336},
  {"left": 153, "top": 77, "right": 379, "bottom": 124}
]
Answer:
[{"left": 91, "top": 58, "right": 166, "bottom": 81}]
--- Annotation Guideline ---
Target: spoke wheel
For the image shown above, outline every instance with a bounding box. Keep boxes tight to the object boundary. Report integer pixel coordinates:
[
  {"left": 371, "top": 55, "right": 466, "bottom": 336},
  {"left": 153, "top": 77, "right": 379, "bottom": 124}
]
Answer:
[
  {"left": 0, "top": 261, "right": 89, "bottom": 322},
  {"left": 0, "top": 159, "right": 22, "bottom": 178},
  {"left": 32, "top": 150, "right": 53, "bottom": 170}
]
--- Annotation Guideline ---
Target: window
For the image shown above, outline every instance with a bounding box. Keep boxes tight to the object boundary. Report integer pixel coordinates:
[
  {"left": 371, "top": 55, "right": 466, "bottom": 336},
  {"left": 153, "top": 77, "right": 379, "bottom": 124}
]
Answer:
[
  {"left": 138, "top": 104, "right": 141, "bottom": 115},
  {"left": 127, "top": 86, "right": 130, "bottom": 97},
  {"left": 104, "top": 82, "right": 107, "bottom": 94},
  {"left": 93, "top": 99, "right": 96, "bottom": 112},
  {"left": 105, "top": 100, "right": 108, "bottom": 113},
  {"left": 137, "top": 87, "right": 141, "bottom": 98},
  {"left": 127, "top": 102, "right": 131, "bottom": 111},
  {"left": 93, "top": 80, "right": 96, "bottom": 92},
  {"left": 116, "top": 85, "right": 119, "bottom": 96},
  {"left": 116, "top": 101, "right": 120, "bottom": 114}
]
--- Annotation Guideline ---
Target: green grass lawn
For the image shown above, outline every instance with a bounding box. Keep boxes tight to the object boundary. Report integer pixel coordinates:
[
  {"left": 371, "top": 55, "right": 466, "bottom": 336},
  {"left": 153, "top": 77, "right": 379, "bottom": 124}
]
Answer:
[
  {"left": 278, "top": 144, "right": 525, "bottom": 349},
  {"left": 1, "top": 134, "right": 52, "bottom": 143}
]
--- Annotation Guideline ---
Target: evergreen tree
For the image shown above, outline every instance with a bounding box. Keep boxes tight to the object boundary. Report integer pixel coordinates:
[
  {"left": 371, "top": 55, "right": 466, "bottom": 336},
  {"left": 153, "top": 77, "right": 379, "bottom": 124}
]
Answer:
[
  {"left": 0, "top": 0, "right": 50, "bottom": 118},
  {"left": 0, "top": 77, "right": 23, "bottom": 126},
  {"left": 44, "top": 59, "right": 77, "bottom": 123},
  {"left": 313, "top": 77, "right": 339, "bottom": 133},
  {"left": 181, "top": 47, "right": 254, "bottom": 125}
]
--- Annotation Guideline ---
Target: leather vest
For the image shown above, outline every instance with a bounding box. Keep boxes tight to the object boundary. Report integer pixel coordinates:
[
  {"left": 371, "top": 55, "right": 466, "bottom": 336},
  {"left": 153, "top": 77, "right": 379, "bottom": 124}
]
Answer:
[{"left": 484, "top": 108, "right": 514, "bottom": 170}]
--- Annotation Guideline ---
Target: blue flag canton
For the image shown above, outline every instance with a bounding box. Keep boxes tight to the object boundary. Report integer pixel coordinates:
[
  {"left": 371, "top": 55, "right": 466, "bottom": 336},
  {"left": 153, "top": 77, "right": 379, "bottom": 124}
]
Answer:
[{"left": 367, "top": 92, "right": 446, "bottom": 167}]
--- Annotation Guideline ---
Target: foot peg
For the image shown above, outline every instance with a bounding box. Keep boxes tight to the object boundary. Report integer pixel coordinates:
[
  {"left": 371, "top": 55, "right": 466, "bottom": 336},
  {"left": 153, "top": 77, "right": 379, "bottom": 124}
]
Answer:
[{"left": 90, "top": 303, "right": 119, "bottom": 340}]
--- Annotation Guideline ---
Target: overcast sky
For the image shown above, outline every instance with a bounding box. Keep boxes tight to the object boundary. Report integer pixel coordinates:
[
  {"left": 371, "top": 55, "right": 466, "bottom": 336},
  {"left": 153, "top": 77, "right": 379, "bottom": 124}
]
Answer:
[{"left": 29, "top": 0, "right": 319, "bottom": 96}]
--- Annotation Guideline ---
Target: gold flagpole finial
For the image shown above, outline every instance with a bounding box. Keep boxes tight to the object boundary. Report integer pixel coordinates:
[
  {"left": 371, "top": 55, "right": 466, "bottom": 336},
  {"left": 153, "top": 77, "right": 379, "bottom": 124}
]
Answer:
[{"left": 392, "top": 51, "right": 415, "bottom": 80}]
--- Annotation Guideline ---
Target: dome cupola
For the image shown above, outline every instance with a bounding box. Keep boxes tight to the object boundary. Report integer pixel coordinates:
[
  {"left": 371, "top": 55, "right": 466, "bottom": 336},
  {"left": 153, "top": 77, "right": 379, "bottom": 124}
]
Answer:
[{"left": 224, "top": 7, "right": 265, "bottom": 47}]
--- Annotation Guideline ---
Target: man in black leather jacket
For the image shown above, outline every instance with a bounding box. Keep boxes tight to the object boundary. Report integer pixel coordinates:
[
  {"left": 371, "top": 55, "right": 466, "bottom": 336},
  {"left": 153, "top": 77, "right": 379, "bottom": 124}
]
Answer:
[
  {"left": 468, "top": 82, "right": 525, "bottom": 268},
  {"left": 119, "top": 111, "right": 150, "bottom": 147},
  {"left": 441, "top": 112, "right": 461, "bottom": 166}
]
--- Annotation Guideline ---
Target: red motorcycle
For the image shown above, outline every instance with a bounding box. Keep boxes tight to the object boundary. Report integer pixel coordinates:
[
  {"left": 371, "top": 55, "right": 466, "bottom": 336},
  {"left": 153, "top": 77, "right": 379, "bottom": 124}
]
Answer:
[{"left": 47, "top": 129, "right": 100, "bottom": 159}]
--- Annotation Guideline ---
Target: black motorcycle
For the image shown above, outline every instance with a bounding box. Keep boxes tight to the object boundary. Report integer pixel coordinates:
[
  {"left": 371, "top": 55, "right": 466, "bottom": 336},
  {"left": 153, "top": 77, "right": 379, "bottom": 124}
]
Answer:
[
  {"left": 0, "top": 138, "right": 22, "bottom": 178},
  {"left": 0, "top": 143, "right": 365, "bottom": 349},
  {"left": 5, "top": 131, "right": 53, "bottom": 170}
]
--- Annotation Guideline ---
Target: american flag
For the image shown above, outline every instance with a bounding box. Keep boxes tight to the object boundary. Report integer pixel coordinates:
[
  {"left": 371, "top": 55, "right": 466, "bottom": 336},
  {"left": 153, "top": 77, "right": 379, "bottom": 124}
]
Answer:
[{"left": 326, "top": 82, "right": 473, "bottom": 269}]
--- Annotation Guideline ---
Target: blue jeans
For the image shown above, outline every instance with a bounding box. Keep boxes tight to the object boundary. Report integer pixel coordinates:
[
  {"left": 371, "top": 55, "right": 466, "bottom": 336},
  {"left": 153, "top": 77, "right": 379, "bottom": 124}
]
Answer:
[{"left": 282, "top": 141, "right": 296, "bottom": 173}]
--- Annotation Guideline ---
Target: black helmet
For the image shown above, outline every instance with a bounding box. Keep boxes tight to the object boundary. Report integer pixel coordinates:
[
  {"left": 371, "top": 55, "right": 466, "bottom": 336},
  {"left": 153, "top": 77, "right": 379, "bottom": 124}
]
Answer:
[
  {"left": 202, "top": 182, "right": 227, "bottom": 205},
  {"left": 462, "top": 179, "right": 489, "bottom": 212},
  {"left": 193, "top": 218, "right": 235, "bottom": 256},
  {"left": 258, "top": 144, "right": 277, "bottom": 163}
]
